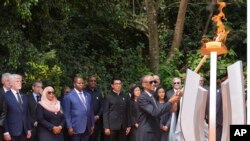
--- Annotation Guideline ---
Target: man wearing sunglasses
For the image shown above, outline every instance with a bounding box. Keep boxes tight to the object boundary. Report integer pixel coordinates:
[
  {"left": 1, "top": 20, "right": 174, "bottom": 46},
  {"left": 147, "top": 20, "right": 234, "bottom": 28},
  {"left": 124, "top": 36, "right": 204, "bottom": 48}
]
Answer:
[
  {"left": 136, "top": 75, "right": 180, "bottom": 141},
  {"left": 167, "top": 77, "right": 182, "bottom": 141},
  {"left": 167, "top": 77, "right": 182, "bottom": 106}
]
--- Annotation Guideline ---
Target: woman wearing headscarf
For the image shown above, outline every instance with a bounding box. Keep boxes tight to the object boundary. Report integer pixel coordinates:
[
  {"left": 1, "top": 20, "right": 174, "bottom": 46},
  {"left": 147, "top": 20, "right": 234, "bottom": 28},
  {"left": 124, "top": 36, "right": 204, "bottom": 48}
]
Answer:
[{"left": 37, "top": 86, "right": 65, "bottom": 141}]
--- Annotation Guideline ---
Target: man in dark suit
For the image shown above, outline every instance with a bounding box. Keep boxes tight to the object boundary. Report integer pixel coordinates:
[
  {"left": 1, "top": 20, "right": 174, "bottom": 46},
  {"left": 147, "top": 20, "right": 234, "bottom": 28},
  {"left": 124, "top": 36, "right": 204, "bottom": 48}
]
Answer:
[
  {"left": 103, "top": 77, "right": 131, "bottom": 141},
  {"left": 27, "top": 80, "right": 43, "bottom": 141},
  {"left": 136, "top": 75, "right": 180, "bottom": 141},
  {"left": 84, "top": 75, "right": 103, "bottom": 141},
  {"left": 166, "top": 77, "right": 182, "bottom": 118},
  {"left": 0, "top": 73, "right": 11, "bottom": 141},
  {"left": 205, "top": 79, "right": 223, "bottom": 141},
  {"left": 152, "top": 74, "right": 161, "bottom": 90},
  {"left": 62, "top": 76, "right": 94, "bottom": 141},
  {"left": 3, "top": 74, "right": 31, "bottom": 141}
]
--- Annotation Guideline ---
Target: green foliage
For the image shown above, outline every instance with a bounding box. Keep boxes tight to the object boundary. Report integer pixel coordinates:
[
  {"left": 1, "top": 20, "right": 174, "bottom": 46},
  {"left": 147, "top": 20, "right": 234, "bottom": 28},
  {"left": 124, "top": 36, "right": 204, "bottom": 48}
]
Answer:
[
  {"left": 159, "top": 49, "right": 185, "bottom": 89},
  {"left": 0, "top": 0, "right": 246, "bottom": 94},
  {"left": 3, "top": 0, "right": 38, "bottom": 21},
  {"left": 24, "top": 50, "right": 63, "bottom": 96}
]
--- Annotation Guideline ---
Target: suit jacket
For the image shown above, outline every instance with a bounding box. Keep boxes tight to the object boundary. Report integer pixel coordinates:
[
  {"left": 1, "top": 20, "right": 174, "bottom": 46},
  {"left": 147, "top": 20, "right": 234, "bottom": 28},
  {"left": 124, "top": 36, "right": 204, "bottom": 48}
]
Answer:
[
  {"left": 62, "top": 89, "right": 94, "bottom": 134},
  {"left": 205, "top": 87, "right": 223, "bottom": 126},
  {"left": 103, "top": 91, "right": 130, "bottom": 130},
  {"left": 136, "top": 91, "right": 172, "bottom": 141},
  {"left": 0, "top": 88, "right": 7, "bottom": 127},
  {"left": 27, "top": 94, "right": 39, "bottom": 127},
  {"left": 167, "top": 89, "right": 180, "bottom": 119},
  {"left": 3, "top": 90, "right": 31, "bottom": 136},
  {"left": 84, "top": 87, "right": 103, "bottom": 117}
]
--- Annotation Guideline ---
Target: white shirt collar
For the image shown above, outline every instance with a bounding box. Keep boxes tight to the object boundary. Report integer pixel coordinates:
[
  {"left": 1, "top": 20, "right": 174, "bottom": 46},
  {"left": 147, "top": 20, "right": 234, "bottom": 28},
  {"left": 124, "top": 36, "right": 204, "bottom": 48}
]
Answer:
[
  {"left": 10, "top": 89, "right": 18, "bottom": 94},
  {"left": 74, "top": 88, "right": 83, "bottom": 94},
  {"left": 3, "top": 87, "right": 9, "bottom": 93},
  {"left": 145, "top": 90, "right": 153, "bottom": 97}
]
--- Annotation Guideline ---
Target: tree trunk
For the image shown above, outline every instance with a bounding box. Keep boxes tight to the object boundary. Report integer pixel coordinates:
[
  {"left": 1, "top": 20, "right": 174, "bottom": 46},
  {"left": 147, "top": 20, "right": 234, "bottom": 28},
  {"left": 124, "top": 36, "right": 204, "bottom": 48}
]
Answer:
[
  {"left": 169, "top": 0, "right": 189, "bottom": 57},
  {"left": 144, "top": 0, "right": 160, "bottom": 73}
]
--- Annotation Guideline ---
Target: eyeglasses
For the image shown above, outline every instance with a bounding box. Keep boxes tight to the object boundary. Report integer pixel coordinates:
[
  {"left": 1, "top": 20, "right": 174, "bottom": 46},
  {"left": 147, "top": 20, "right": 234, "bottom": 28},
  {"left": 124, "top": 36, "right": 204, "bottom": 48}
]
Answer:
[
  {"left": 144, "top": 80, "right": 157, "bottom": 84},
  {"left": 173, "top": 82, "right": 180, "bottom": 84},
  {"left": 48, "top": 91, "right": 55, "bottom": 95},
  {"left": 150, "top": 80, "right": 157, "bottom": 84}
]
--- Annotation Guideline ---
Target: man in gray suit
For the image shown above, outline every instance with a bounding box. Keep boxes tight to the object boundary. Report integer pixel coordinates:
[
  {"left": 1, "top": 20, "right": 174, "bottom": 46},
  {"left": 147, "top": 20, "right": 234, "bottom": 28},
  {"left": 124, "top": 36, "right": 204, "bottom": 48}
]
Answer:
[
  {"left": 0, "top": 73, "right": 11, "bottom": 141},
  {"left": 166, "top": 77, "right": 182, "bottom": 119},
  {"left": 136, "top": 75, "right": 180, "bottom": 141}
]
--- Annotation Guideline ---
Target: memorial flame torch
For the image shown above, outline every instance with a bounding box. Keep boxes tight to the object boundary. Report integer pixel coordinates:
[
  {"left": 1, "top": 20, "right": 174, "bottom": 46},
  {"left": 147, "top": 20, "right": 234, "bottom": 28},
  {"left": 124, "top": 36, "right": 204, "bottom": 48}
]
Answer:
[{"left": 195, "top": 1, "right": 229, "bottom": 141}]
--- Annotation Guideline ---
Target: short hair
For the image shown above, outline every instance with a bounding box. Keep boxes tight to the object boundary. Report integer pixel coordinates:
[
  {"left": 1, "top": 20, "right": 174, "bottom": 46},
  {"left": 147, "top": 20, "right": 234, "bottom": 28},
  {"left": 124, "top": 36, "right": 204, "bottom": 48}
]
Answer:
[
  {"left": 32, "top": 80, "right": 43, "bottom": 87},
  {"left": 87, "top": 75, "right": 96, "bottom": 81},
  {"left": 73, "top": 76, "right": 83, "bottom": 83},
  {"left": 1, "top": 73, "right": 11, "bottom": 84},
  {"left": 172, "top": 77, "right": 181, "bottom": 83},
  {"left": 111, "top": 77, "right": 122, "bottom": 84},
  {"left": 9, "top": 74, "right": 22, "bottom": 83},
  {"left": 141, "top": 75, "right": 151, "bottom": 84}
]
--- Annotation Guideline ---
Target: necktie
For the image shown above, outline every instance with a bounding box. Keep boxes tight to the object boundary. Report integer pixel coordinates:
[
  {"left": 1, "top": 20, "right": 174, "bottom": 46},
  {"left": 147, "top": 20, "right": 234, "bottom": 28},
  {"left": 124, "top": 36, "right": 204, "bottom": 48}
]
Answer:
[
  {"left": 79, "top": 92, "right": 87, "bottom": 110},
  {"left": 151, "top": 96, "right": 158, "bottom": 108},
  {"left": 17, "top": 92, "right": 23, "bottom": 110},
  {"left": 36, "top": 95, "right": 41, "bottom": 102}
]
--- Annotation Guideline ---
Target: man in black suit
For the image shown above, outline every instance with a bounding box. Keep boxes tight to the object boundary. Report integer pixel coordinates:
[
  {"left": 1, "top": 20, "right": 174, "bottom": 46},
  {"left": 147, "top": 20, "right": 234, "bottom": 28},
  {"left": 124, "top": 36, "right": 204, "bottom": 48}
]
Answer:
[
  {"left": 103, "top": 77, "right": 131, "bottom": 141},
  {"left": 136, "top": 75, "right": 180, "bottom": 141},
  {"left": 3, "top": 74, "right": 31, "bottom": 141},
  {"left": 152, "top": 74, "right": 161, "bottom": 89},
  {"left": 84, "top": 75, "right": 103, "bottom": 141},
  {"left": 205, "top": 79, "right": 223, "bottom": 141},
  {"left": 0, "top": 73, "right": 11, "bottom": 141},
  {"left": 27, "top": 80, "right": 43, "bottom": 141}
]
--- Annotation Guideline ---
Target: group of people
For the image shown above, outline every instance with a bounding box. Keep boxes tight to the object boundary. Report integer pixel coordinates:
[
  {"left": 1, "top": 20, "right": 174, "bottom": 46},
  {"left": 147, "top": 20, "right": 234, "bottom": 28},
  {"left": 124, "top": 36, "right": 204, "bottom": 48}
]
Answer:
[{"left": 0, "top": 72, "right": 199, "bottom": 141}]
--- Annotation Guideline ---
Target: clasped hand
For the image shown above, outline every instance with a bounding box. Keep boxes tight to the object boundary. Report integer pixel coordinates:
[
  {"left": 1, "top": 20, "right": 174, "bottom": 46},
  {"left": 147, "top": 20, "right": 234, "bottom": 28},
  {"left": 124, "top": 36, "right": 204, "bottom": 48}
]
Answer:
[{"left": 52, "top": 126, "right": 62, "bottom": 134}]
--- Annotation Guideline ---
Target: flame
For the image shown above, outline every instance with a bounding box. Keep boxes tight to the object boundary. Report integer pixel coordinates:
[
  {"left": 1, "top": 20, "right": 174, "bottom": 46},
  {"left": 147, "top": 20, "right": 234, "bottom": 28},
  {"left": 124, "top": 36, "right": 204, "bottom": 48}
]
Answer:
[{"left": 211, "top": 1, "right": 229, "bottom": 43}]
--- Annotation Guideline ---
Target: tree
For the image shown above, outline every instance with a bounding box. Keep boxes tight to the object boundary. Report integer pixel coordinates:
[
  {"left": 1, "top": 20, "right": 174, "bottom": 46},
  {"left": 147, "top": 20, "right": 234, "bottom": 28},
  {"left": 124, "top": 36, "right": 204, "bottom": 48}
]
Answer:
[
  {"left": 144, "top": 0, "right": 161, "bottom": 73},
  {"left": 169, "top": 0, "right": 189, "bottom": 57}
]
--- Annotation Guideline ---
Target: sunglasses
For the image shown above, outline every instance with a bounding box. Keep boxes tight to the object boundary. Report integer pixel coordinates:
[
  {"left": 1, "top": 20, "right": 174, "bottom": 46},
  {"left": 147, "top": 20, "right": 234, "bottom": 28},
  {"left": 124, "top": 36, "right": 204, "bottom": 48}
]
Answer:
[
  {"left": 144, "top": 80, "right": 157, "bottom": 84},
  {"left": 48, "top": 91, "right": 55, "bottom": 95},
  {"left": 173, "top": 82, "right": 180, "bottom": 84}
]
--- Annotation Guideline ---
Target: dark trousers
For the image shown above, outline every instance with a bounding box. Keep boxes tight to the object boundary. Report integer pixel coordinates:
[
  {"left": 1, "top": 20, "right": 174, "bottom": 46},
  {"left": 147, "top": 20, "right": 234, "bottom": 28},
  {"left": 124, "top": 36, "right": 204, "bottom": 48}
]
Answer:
[
  {"left": 107, "top": 129, "right": 126, "bottom": 141},
  {"left": 0, "top": 127, "right": 4, "bottom": 141},
  {"left": 89, "top": 119, "right": 103, "bottom": 141},
  {"left": 71, "top": 132, "right": 89, "bottom": 141},
  {"left": 11, "top": 133, "right": 26, "bottom": 141},
  {"left": 216, "top": 125, "right": 222, "bottom": 141},
  {"left": 28, "top": 127, "right": 38, "bottom": 141}
]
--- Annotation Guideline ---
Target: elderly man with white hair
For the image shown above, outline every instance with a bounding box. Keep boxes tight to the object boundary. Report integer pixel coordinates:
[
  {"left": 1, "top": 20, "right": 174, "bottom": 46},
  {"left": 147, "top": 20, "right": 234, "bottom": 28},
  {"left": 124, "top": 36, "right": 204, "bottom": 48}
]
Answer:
[
  {"left": 0, "top": 73, "right": 11, "bottom": 140},
  {"left": 3, "top": 74, "right": 31, "bottom": 141}
]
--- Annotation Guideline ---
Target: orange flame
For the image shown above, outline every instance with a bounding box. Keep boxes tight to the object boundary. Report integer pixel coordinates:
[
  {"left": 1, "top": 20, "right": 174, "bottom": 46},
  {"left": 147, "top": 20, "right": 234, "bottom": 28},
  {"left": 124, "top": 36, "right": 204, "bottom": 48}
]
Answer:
[{"left": 211, "top": 1, "right": 229, "bottom": 43}]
